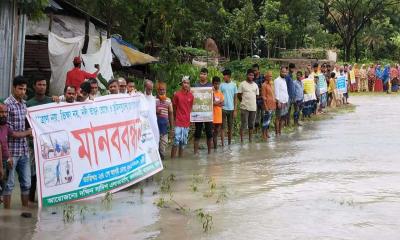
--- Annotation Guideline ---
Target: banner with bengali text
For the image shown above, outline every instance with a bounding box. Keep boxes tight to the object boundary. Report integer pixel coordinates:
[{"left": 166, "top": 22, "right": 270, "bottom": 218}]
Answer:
[
  {"left": 27, "top": 94, "right": 163, "bottom": 207},
  {"left": 190, "top": 87, "right": 213, "bottom": 122},
  {"left": 336, "top": 76, "right": 347, "bottom": 94},
  {"left": 318, "top": 74, "right": 328, "bottom": 94}
]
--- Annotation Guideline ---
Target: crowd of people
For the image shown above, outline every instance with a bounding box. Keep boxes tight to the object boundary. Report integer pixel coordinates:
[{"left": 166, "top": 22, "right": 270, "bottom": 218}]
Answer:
[{"left": 0, "top": 56, "right": 396, "bottom": 209}]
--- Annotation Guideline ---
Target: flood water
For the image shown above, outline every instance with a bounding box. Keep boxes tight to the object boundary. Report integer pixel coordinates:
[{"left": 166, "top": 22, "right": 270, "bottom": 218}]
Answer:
[{"left": 1, "top": 95, "right": 400, "bottom": 240}]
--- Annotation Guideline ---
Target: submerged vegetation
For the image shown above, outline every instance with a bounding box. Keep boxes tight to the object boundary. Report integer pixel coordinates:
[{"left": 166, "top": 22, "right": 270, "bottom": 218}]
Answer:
[{"left": 153, "top": 173, "right": 228, "bottom": 232}]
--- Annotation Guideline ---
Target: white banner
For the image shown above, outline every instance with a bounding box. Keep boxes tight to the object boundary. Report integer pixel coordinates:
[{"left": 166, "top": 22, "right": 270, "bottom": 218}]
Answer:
[
  {"left": 27, "top": 94, "right": 163, "bottom": 207},
  {"left": 190, "top": 87, "right": 213, "bottom": 122},
  {"left": 48, "top": 32, "right": 84, "bottom": 95}
]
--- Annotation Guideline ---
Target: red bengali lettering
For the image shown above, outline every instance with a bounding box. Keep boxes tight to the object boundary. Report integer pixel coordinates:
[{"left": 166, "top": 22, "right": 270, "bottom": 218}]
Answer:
[{"left": 71, "top": 119, "right": 141, "bottom": 168}]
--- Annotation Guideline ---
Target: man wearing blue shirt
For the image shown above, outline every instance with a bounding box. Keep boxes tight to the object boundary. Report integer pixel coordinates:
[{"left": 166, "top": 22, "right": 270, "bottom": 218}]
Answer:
[
  {"left": 220, "top": 69, "right": 238, "bottom": 145},
  {"left": 293, "top": 71, "right": 304, "bottom": 126},
  {"left": 285, "top": 63, "right": 296, "bottom": 126}
]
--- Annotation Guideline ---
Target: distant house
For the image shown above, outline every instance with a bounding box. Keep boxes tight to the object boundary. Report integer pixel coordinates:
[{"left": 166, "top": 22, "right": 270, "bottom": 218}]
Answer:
[
  {"left": 24, "top": 0, "right": 108, "bottom": 96},
  {"left": 1, "top": 0, "right": 157, "bottom": 98},
  {"left": 0, "top": 0, "right": 107, "bottom": 99},
  {"left": 0, "top": 0, "right": 26, "bottom": 99}
]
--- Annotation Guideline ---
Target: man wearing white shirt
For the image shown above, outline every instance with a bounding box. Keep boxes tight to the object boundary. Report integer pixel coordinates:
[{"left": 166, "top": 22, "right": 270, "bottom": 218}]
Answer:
[
  {"left": 144, "top": 79, "right": 160, "bottom": 147},
  {"left": 274, "top": 66, "right": 289, "bottom": 136}
]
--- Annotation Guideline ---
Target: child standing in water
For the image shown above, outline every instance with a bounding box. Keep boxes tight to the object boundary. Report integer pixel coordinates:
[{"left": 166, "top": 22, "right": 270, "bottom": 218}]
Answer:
[{"left": 212, "top": 77, "right": 224, "bottom": 150}]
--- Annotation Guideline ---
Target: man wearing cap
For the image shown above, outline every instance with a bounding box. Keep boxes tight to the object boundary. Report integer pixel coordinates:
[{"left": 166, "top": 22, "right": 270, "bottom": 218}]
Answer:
[
  {"left": 66, "top": 57, "right": 100, "bottom": 92},
  {"left": 171, "top": 76, "right": 193, "bottom": 158}
]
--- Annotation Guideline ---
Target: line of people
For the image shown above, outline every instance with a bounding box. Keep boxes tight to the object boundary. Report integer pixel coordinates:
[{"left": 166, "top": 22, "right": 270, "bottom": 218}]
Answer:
[
  {"left": 0, "top": 57, "right": 370, "bottom": 209},
  {"left": 325, "top": 63, "right": 400, "bottom": 93},
  {"left": 168, "top": 62, "right": 366, "bottom": 159}
]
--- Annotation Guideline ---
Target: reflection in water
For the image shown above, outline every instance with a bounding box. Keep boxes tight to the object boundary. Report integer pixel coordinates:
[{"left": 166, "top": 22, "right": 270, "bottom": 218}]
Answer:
[{"left": 1, "top": 95, "right": 400, "bottom": 240}]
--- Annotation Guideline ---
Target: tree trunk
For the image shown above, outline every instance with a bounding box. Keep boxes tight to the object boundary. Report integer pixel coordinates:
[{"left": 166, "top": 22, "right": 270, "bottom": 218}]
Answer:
[
  {"left": 236, "top": 44, "right": 241, "bottom": 60},
  {"left": 355, "top": 36, "right": 360, "bottom": 62},
  {"left": 227, "top": 43, "right": 230, "bottom": 59},
  {"left": 344, "top": 40, "right": 351, "bottom": 62},
  {"left": 250, "top": 35, "right": 254, "bottom": 57}
]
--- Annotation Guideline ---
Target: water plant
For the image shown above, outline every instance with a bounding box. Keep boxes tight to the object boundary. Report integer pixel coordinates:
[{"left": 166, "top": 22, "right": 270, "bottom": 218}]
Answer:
[
  {"left": 195, "top": 208, "right": 213, "bottom": 232},
  {"left": 102, "top": 191, "right": 113, "bottom": 209},
  {"left": 63, "top": 205, "right": 75, "bottom": 223}
]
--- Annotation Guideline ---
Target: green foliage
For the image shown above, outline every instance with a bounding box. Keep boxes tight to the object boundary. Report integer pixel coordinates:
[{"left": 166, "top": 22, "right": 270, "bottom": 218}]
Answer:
[
  {"left": 74, "top": 0, "right": 400, "bottom": 62},
  {"left": 280, "top": 49, "right": 327, "bottom": 59},
  {"left": 222, "top": 57, "right": 279, "bottom": 82},
  {"left": 177, "top": 46, "right": 210, "bottom": 56},
  {"left": 260, "top": 0, "right": 291, "bottom": 57},
  {"left": 226, "top": 0, "right": 259, "bottom": 59},
  {"left": 18, "top": 0, "right": 48, "bottom": 21},
  {"left": 150, "top": 63, "right": 222, "bottom": 97}
]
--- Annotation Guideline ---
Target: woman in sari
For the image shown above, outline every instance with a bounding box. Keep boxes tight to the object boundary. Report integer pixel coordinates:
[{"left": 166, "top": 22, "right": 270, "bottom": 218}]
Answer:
[
  {"left": 374, "top": 64, "right": 384, "bottom": 92},
  {"left": 382, "top": 65, "right": 390, "bottom": 93},
  {"left": 390, "top": 64, "right": 399, "bottom": 92},
  {"left": 348, "top": 65, "right": 355, "bottom": 92},
  {"left": 359, "top": 64, "right": 368, "bottom": 92},
  {"left": 353, "top": 64, "right": 360, "bottom": 92},
  {"left": 367, "top": 64, "right": 376, "bottom": 91}
]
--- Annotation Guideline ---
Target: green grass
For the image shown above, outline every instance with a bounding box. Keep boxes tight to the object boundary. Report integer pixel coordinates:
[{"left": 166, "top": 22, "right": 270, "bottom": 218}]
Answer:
[{"left": 350, "top": 91, "right": 400, "bottom": 96}]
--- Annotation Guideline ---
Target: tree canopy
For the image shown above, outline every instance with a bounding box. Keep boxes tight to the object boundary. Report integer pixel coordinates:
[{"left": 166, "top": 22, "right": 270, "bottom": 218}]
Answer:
[{"left": 67, "top": 0, "right": 400, "bottom": 62}]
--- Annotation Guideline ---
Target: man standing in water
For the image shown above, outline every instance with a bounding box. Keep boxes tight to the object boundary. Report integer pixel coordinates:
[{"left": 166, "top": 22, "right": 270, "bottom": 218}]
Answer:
[
  {"left": 3, "top": 76, "right": 32, "bottom": 208},
  {"left": 193, "top": 68, "right": 213, "bottom": 154},
  {"left": 238, "top": 69, "right": 259, "bottom": 143},
  {"left": 274, "top": 66, "right": 289, "bottom": 136},
  {"left": 261, "top": 71, "right": 276, "bottom": 140},
  {"left": 144, "top": 80, "right": 160, "bottom": 148},
  {"left": 156, "top": 82, "right": 174, "bottom": 160},
  {"left": 26, "top": 76, "right": 55, "bottom": 203},
  {"left": 285, "top": 63, "right": 295, "bottom": 126},
  {"left": 171, "top": 76, "right": 194, "bottom": 158},
  {"left": 253, "top": 64, "right": 264, "bottom": 132},
  {"left": 220, "top": 69, "right": 237, "bottom": 145},
  {"left": 293, "top": 71, "right": 304, "bottom": 126}
]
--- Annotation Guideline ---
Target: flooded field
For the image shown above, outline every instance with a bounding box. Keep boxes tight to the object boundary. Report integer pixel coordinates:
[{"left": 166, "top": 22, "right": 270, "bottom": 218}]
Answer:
[{"left": 1, "top": 95, "right": 400, "bottom": 240}]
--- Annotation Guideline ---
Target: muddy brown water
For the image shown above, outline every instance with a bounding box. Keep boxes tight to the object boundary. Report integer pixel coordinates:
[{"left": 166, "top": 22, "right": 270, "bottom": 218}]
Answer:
[{"left": 1, "top": 95, "right": 400, "bottom": 240}]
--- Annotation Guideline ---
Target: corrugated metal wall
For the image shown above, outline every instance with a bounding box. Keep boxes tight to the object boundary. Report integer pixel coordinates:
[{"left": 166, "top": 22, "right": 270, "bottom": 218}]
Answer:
[
  {"left": 0, "top": 0, "right": 15, "bottom": 99},
  {"left": 0, "top": 0, "right": 25, "bottom": 99}
]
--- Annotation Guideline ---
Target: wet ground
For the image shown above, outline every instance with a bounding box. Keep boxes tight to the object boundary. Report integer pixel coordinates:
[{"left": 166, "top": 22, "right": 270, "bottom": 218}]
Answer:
[{"left": 1, "top": 95, "right": 400, "bottom": 240}]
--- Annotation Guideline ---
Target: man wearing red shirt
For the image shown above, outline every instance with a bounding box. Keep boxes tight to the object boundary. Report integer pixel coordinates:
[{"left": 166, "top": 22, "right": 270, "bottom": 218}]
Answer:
[
  {"left": 171, "top": 76, "right": 193, "bottom": 158},
  {"left": 65, "top": 57, "right": 99, "bottom": 91}
]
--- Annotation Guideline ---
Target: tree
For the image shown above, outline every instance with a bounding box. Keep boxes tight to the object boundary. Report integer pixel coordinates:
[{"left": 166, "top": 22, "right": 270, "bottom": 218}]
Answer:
[
  {"left": 321, "top": 0, "right": 399, "bottom": 61},
  {"left": 280, "top": 0, "right": 322, "bottom": 49},
  {"left": 18, "top": 0, "right": 48, "bottom": 20},
  {"left": 226, "top": 0, "right": 259, "bottom": 59},
  {"left": 260, "top": 0, "right": 291, "bottom": 58}
]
